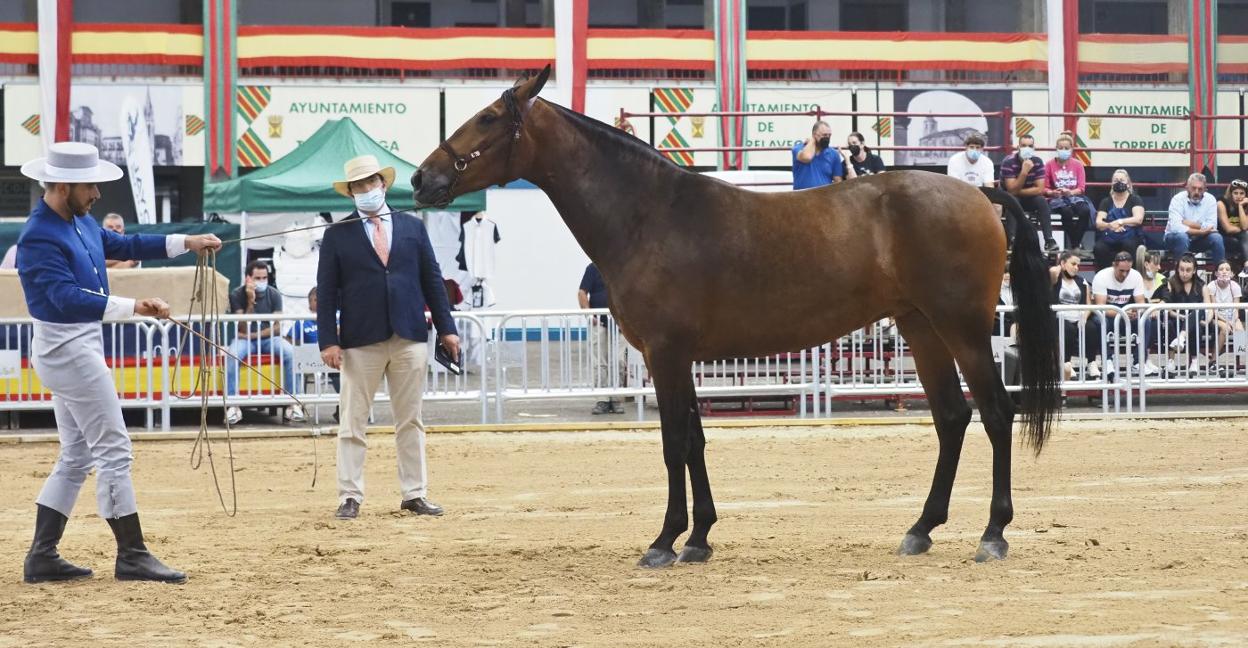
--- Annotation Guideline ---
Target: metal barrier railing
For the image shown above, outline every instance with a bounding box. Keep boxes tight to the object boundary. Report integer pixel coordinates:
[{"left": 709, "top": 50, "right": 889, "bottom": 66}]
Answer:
[
  {"left": 3, "top": 305, "right": 1245, "bottom": 430},
  {"left": 1129, "top": 302, "right": 1248, "bottom": 412}
]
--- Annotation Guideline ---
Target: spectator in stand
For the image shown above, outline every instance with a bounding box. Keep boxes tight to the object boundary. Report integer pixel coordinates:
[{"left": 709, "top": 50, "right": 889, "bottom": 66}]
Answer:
[
  {"left": 1091, "top": 250, "right": 1156, "bottom": 377},
  {"left": 947, "top": 133, "right": 994, "bottom": 188},
  {"left": 291, "top": 285, "right": 341, "bottom": 422},
  {"left": 1135, "top": 249, "right": 1166, "bottom": 298},
  {"left": 1093, "top": 169, "right": 1146, "bottom": 270},
  {"left": 1044, "top": 131, "right": 1093, "bottom": 252},
  {"left": 1154, "top": 253, "right": 1206, "bottom": 376},
  {"left": 1050, "top": 251, "right": 1101, "bottom": 379},
  {"left": 224, "top": 260, "right": 303, "bottom": 426},
  {"left": 102, "top": 214, "right": 138, "bottom": 269},
  {"left": 791, "top": 121, "right": 843, "bottom": 190},
  {"left": 1202, "top": 260, "right": 1243, "bottom": 376},
  {"left": 841, "top": 131, "right": 885, "bottom": 179},
  {"left": 1165, "top": 173, "right": 1225, "bottom": 268},
  {"left": 1217, "top": 178, "right": 1248, "bottom": 268},
  {"left": 1001, "top": 133, "right": 1059, "bottom": 253}
]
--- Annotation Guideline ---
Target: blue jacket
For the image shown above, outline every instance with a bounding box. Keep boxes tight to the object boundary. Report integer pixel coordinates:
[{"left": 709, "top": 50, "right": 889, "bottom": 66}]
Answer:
[
  {"left": 17, "top": 199, "right": 169, "bottom": 323},
  {"left": 316, "top": 211, "right": 456, "bottom": 349}
]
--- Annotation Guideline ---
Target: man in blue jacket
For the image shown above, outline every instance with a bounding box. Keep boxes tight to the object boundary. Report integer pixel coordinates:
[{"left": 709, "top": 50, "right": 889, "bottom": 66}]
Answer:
[
  {"left": 17, "top": 142, "right": 221, "bottom": 584},
  {"left": 318, "top": 155, "right": 459, "bottom": 520}
]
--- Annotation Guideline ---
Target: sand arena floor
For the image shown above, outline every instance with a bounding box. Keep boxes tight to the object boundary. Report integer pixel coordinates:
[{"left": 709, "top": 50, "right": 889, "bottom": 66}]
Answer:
[{"left": 0, "top": 419, "right": 1246, "bottom": 647}]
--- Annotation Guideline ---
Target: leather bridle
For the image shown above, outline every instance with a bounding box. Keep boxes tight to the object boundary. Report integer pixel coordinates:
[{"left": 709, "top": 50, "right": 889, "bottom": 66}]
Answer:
[{"left": 436, "top": 87, "right": 526, "bottom": 194}]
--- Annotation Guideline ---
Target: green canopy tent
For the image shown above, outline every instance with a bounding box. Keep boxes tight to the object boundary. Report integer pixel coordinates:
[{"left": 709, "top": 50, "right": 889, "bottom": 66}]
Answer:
[{"left": 202, "top": 116, "right": 483, "bottom": 214}]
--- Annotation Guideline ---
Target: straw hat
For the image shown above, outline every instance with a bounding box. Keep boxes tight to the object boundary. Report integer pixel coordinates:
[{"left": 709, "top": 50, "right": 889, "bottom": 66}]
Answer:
[
  {"left": 21, "top": 142, "right": 122, "bottom": 184},
  {"left": 332, "top": 154, "right": 395, "bottom": 198}
]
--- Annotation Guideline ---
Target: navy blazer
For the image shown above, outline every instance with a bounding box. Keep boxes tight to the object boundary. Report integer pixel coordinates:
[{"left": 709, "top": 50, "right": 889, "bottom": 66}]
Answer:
[
  {"left": 316, "top": 210, "right": 456, "bottom": 350},
  {"left": 17, "top": 199, "right": 169, "bottom": 323}
]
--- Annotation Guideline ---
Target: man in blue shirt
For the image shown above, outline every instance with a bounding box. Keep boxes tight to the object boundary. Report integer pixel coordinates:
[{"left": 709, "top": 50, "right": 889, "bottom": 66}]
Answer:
[
  {"left": 579, "top": 263, "right": 625, "bottom": 415},
  {"left": 17, "top": 142, "right": 220, "bottom": 584},
  {"left": 1165, "top": 173, "right": 1225, "bottom": 266},
  {"left": 791, "top": 121, "right": 844, "bottom": 190}
]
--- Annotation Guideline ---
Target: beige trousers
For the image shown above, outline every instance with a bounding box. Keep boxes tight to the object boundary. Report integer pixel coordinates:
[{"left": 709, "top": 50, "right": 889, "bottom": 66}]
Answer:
[{"left": 337, "top": 335, "right": 429, "bottom": 505}]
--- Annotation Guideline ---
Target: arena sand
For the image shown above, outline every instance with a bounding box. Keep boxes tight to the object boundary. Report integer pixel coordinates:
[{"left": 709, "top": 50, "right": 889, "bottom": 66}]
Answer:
[{"left": 0, "top": 419, "right": 1245, "bottom": 647}]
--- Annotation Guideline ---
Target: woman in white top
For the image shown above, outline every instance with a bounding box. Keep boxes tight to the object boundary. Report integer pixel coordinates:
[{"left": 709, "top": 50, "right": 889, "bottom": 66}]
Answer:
[{"left": 1202, "top": 260, "right": 1243, "bottom": 372}]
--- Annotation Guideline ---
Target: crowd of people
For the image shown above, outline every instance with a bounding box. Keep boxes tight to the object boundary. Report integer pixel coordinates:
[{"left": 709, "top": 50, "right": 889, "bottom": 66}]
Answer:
[{"left": 788, "top": 122, "right": 1248, "bottom": 382}]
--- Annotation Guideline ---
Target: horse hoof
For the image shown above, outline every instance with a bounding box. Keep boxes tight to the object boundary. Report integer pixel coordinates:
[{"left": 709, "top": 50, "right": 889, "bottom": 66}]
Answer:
[
  {"left": 675, "top": 544, "right": 713, "bottom": 564},
  {"left": 974, "top": 539, "right": 1009, "bottom": 563},
  {"left": 637, "top": 548, "right": 677, "bottom": 569},
  {"left": 897, "top": 533, "right": 933, "bottom": 556}
]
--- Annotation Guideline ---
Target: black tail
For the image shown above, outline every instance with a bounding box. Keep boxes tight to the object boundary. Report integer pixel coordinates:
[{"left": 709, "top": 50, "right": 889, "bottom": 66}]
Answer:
[{"left": 981, "top": 186, "right": 1062, "bottom": 455}]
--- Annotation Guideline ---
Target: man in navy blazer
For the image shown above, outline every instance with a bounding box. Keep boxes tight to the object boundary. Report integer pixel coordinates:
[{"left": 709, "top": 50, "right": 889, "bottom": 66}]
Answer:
[{"left": 318, "top": 154, "right": 459, "bottom": 520}]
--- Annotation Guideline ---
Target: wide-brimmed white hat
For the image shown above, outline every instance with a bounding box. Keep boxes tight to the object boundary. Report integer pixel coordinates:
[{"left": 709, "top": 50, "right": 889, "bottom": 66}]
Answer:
[
  {"left": 21, "top": 141, "right": 123, "bottom": 184},
  {"left": 332, "top": 154, "right": 396, "bottom": 198}
]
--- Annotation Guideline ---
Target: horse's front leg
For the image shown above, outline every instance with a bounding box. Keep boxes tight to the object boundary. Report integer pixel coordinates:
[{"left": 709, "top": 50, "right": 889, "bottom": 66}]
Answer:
[{"left": 637, "top": 356, "right": 694, "bottom": 568}]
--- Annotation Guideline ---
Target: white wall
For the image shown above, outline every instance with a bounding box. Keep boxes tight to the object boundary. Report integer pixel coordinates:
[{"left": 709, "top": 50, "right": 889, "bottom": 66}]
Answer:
[{"left": 480, "top": 187, "right": 590, "bottom": 311}]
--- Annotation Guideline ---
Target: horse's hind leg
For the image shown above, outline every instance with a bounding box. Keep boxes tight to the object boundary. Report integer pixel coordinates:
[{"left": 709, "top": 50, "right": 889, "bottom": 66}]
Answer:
[
  {"left": 894, "top": 311, "right": 973, "bottom": 556},
  {"left": 941, "top": 328, "right": 1017, "bottom": 562},
  {"left": 677, "top": 397, "right": 716, "bottom": 563}
]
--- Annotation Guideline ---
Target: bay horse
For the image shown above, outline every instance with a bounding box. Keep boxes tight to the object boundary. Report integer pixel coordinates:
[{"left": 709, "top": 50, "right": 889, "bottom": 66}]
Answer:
[{"left": 414, "top": 66, "right": 1061, "bottom": 567}]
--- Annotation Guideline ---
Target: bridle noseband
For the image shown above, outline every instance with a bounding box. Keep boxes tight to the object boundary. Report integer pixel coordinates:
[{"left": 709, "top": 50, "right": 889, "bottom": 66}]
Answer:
[{"left": 437, "top": 87, "right": 527, "bottom": 191}]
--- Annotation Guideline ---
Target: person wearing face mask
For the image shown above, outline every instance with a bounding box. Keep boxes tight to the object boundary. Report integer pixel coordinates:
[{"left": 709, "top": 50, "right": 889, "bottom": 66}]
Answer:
[
  {"left": 224, "top": 260, "right": 302, "bottom": 425},
  {"left": 1202, "top": 260, "right": 1243, "bottom": 377},
  {"left": 1049, "top": 251, "right": 1101, "bottom": 380},
  {"left": 791, "top": 120, "right": 843, "bottom": 190},
  {"left": 1044, "top": 132, "right": 1093, "bottom": 252},
  {"left": 319, "top": 155, "right": 459, "bottom": 520},
  {"left": 1001, "top": 134, "right": 1059, "bottom": 253},
  {"left": 1093, "top": 168, "right": 1146, "bottom": 270},
  {"left": 946, "top": 133, "right": 995, "bottom": 188},
  {"left": 1165, "top": 173, "right": 1225, "bottom": 268},
  {"left": 840, "top": 131, "right": 885, "bottom": 179},
  {"left": 1216, "top": 178, "right": 1248, "bottom": 267},
  {"left": 17, "top": 142, "right": 222, "bottom": 585}
]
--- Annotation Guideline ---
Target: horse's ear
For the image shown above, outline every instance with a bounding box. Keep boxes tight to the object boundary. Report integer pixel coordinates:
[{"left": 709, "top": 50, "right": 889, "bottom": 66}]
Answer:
[{"left": 516, "top": 64, "right": 551, "bottom": 101}]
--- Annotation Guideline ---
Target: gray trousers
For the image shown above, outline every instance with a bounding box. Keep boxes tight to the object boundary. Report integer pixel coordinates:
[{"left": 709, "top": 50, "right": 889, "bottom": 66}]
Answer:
[{"left": 31, "top": 322, "right": 137, "bottom": 519}]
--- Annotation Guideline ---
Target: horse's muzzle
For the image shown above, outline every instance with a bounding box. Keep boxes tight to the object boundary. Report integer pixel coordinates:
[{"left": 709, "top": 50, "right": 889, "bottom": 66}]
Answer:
[{"left": 412, "top": 166, "right": 452, "bottom": 207}]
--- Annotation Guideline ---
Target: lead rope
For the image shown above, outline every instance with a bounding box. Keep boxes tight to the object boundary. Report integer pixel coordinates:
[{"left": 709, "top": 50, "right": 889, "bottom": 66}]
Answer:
[{"left": 168, "top": 248, "right": 319, "bottom": 516}]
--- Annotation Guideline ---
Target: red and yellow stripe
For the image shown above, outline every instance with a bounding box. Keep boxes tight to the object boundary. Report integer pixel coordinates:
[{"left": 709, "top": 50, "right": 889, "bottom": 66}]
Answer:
[{"left": 6, "top": 23, "right": 1248, "bottom": 74}]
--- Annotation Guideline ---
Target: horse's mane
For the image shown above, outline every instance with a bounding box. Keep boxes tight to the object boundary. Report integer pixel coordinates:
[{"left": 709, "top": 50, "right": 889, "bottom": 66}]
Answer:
[{"left": 544, "top": 100, "right": 697, "bottom": 176}]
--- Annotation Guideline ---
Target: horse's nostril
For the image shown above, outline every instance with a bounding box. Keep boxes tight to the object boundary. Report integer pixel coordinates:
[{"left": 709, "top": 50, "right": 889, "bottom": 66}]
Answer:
[{"left": 412, "top": 170, "right": 423, "bottom": 191}]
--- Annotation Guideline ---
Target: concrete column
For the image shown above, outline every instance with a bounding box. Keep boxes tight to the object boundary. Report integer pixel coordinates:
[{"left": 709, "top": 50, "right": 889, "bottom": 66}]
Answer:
[{"left": 1168, "top": 0, "right": 1188, "bottom": 35}]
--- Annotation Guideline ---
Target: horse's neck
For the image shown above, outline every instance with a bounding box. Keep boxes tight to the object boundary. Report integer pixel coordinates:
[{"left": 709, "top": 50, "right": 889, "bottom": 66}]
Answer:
[{"left": 522, "top": 108, "right": 671, "bottom": 268}]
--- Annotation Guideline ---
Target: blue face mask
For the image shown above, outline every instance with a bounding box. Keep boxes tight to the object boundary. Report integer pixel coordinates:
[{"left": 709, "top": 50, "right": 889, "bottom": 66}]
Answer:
[
  {"left": 1019, "top": 146, "right": 1035, "bottom": 160},
  {"left": 966, "top": 149, "right": 981, "bottom": 162},
  {"left": 254, "top": 280, "right": 268, "bottom": 293},
  {"left": 1056, "top": 149, "right": 1072, "bottom": 161}
]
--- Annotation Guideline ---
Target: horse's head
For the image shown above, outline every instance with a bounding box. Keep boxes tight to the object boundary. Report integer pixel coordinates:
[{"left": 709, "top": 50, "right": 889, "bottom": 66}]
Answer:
[{"left": 413, "top": 64, "right": 550, "bottom": 207}]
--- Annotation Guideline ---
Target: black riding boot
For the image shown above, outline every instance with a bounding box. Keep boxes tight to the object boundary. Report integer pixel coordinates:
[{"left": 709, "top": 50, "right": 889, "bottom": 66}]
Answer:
[
  {"left": 106, "top": 513, "right": 186, "bottom": 584},
  {"left": 23, "top": 504, "right": 93, "bottom": 584}
]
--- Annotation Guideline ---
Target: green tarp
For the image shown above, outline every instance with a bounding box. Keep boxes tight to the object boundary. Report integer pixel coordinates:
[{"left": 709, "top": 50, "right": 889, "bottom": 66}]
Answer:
[{"left": 202, "top": 117, "right": 483, "bottom": 214}]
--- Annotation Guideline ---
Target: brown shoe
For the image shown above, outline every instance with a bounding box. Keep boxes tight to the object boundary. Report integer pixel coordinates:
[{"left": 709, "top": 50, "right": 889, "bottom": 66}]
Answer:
[
  {"left": 335, "top": 498, "right": 359, "bottom": 519},
  {"left": 400, "top": 497, "right": 443, "bottom": 516}
]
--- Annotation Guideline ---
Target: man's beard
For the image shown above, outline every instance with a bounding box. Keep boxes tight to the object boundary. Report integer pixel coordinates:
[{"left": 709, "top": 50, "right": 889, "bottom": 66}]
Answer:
[{"left": 67, "top": 196, "right": 91, "bottom": 217}]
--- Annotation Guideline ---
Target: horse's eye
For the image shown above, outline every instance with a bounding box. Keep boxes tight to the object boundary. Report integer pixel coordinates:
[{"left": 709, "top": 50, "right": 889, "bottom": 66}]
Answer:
[{"left": 479, "top": 113, "right": 496, "bottom": 125}]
